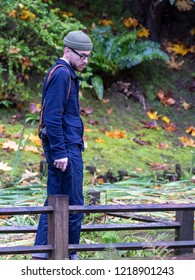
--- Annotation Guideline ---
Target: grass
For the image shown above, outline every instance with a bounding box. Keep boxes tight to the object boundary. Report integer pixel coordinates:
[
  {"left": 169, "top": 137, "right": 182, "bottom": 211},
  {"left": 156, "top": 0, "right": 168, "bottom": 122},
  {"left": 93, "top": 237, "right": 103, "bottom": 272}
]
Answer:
[{"left": 0, "top": 55, "right": 194, "bottom": 260}]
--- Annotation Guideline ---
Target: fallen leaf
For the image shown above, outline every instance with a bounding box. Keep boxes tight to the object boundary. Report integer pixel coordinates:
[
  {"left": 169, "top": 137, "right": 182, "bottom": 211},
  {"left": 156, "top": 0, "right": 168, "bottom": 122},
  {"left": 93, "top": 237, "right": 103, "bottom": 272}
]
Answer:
[
  {"left": 161, "top": 116, "right": 171, "bottom": 124},
  {"left": 105, "top": 130, "right": 127, "bottom": 139},
  {"left": 0, "top": 162, "right": 12, "bottom": 171},
  {"left": 180, "top": 98, "right": 192, "bottom": 110},
  {"left": 157, "top": 89, "right": 175, "bottom": 106},
  {"left": 179, "top": 136, "right": 195, "bottom": 147},
  {"left": 123, "top": 17, "right": 138, "bottom": 28},
  {"left": 156, "top": 143, "right": 169, "bottom": 149},
  {"left": 102, "top": 98, "right": 109, "bottom": 104},
  {"left": 0, "top": 124, "right": 4, "bottom": 134},
  {"left": 137, "top": 25, "right": 150, "bottom": 37},
  {"left": 162, "top": 123, "right": 177, "bottom": 132},
  {"left": 24, "top": 146, "right": 41, "bottom": 154},
  {"left": 146, "top": 111, "right": 160, "bottom": 120},
  {"left": 80, "top": 107, "right": 93, "bottom": 116},
  {"left": 21, "top": 170, "right": 38, "bottom": 181},
  {"left": 28, "top": 134, "right": 42, "bottom": 146},
  {"left": 1, "top": 140, "right": 19, "bottom": 151},
  {"left": 186, "top": 126, "right": 195, "bottom": 136},
  {"left": 106, "top": 108, "right": 113, "bottom": 115},
  {"left": 166, "top": 54, "right": 184, "bottom": 70},
  {"left": 95, "top": 138, "right": 105, "bottom": 144}
]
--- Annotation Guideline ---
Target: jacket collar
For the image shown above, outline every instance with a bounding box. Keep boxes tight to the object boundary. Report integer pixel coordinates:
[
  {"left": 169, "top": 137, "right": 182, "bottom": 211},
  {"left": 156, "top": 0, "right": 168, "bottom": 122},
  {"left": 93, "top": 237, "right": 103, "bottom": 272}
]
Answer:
[{"left": 56, "top": 58, "right": 78, "bottom": 79}]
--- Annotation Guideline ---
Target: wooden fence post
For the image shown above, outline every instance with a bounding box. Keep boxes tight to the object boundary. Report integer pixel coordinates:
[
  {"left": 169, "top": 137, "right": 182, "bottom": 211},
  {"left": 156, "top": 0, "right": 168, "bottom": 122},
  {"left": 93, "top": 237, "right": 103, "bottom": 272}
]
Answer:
[
  {"left": 175, "top": 210, "right": 194, "bottom": 255},
  {"left": 48, "top": 195, "right": 69, "bottom": 260}
]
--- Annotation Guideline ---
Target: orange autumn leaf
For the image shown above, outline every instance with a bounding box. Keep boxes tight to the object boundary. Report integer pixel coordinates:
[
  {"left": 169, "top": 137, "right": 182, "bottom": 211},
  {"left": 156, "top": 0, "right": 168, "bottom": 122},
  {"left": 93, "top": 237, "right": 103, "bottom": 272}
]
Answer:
[
  {"left": 157, "top": 89, "right": 175, "bottom": 106},
  {"left": 98, "top": 19, "right": 114, "bottom": 26},
  {"left": 102, "top": 98, "right": 109, "bottom": 104},
  {"left": 95, "top": 138, "right": 105, "bottom": 144},
  {"left": 166, "top": 54, "right": 184, "bottom": 70},
  {"left": 162, "top": 123, "right": 177, "bottom": 132},
  {"left": 147, "top": 162, "right": 172, "bottom": 170},
  {"left": 146, "top": 111, "right": 160, "bottom": 120},
  {"left": 20, "top": 9, "right": 36, "bottom": 21},
  {"left": 105, "top": 130, "right": 127, "bottom": 139},
  {"left": 106, "top": 108, "right": 113, "bottom": 115},
  {"left": 156, "top": 142, "right": 169, "bottom": 149},
  {"left": 9, "top": 46, "right": 21, "bottom": 54},
  {"left": 186, "top": 126, "right": 195, "bottom": 136},
  {"left": 0, "top": 124, "right": 4, "bottom": 134},
  {"left": 97, "top": 178, "right": 104, "bottom": 184},
  {"left": 22, "top": 57, "right": 32, "bottom": 69},
  {"left": 180, "top": 136, "right": 195, "bottom": 147},
  {"left": 123, "top": 17, "right": 138, "bottom": 28}
]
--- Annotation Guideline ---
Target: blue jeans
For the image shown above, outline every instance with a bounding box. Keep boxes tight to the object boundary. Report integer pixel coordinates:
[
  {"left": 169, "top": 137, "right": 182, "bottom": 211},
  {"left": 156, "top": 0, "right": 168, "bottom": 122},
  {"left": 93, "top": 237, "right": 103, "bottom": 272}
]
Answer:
[{"left": 33, "top": 145, "right": 84, "bottom": 259}]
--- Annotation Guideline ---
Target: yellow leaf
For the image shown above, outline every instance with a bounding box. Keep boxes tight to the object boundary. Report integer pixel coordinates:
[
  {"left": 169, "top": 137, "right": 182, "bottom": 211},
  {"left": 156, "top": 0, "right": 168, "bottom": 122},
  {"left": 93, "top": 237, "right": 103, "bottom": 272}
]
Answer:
[
  {"left": 28, "top": 134, "right": 42, "bottom": 146},
  {"left": 98, "top": 19, "right": 113, "bottom": 26},
  {"left": 190, "top": 28, "right": 195, "bottom": 36},
  {"left": 123, "top": 17, "right": 138, "bottom": 28},
  {"left": 0, "top": 162, "right": 12, "bottom": 171},
  {"left": 137, "top": 25, "right": 150, "bottom": 38},
  {"left": 146, "top": 111, "right": 160, "bottom": 120},
  {"left": 161, "top": 116, "right": 170, "bottom": 124},
  {"left": 20, "top": 9, "right": 36, "bottom": 21},
  {"left": 95, "top": 138, "right": 105, "bottom": 144},
  {"left": 9, "top": 10, "right": 17, "bottom": 18},
  {"left": 172, "top": 43, "right": 190, "bottom": 56}
]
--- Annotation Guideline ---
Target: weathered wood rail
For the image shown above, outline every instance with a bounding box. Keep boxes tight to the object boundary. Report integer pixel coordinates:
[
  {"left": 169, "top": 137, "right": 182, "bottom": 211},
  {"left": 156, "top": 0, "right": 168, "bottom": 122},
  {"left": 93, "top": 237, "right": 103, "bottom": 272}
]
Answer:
[{"left": 0, "top": 195, "right": 195, "bottom": 259}]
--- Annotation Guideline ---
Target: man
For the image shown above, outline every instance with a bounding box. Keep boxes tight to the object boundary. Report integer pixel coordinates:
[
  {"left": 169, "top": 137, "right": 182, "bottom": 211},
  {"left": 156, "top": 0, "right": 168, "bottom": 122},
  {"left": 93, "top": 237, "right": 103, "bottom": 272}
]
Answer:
[{"left": 33, "top": 30, "right": 93, "bottom": 260}]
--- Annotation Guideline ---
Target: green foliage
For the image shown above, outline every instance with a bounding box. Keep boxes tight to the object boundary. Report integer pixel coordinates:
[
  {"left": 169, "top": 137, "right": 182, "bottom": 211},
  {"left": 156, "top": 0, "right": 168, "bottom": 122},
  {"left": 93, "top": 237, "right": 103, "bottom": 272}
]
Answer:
[
  {"left": 0, "top": 0, "right": 85, "bottom": 103},
  {"left": 90, "top": 26, "right": 169, "bottom": 98}
]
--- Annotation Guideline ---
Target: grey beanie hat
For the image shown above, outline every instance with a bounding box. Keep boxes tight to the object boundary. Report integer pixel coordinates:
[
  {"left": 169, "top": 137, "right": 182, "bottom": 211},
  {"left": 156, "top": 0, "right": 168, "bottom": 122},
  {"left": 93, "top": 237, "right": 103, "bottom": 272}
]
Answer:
[{"left": 63, "top": 30, "right": 93, "bottom": 51}]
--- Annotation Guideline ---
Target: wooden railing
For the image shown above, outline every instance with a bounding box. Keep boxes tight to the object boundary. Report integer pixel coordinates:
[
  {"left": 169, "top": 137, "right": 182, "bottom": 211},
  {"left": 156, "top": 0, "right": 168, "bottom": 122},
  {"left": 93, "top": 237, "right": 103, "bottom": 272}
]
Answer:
[{"left": 0, "top": 195, "right": 195, "bottom": 259}]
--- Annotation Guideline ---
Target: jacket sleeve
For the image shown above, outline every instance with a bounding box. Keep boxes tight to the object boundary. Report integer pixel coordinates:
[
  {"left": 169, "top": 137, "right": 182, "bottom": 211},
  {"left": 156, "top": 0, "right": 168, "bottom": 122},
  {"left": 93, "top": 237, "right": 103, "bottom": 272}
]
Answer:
[{"left": 43, "top": 68, "right": 70, "bottom": 160}]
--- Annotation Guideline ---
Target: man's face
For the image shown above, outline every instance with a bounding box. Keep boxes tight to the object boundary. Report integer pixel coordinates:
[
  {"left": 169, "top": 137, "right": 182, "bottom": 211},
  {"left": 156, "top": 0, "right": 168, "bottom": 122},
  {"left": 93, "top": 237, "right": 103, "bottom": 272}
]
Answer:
[{"left": 68, "top": 48, "right": 91, "bottom": 72}]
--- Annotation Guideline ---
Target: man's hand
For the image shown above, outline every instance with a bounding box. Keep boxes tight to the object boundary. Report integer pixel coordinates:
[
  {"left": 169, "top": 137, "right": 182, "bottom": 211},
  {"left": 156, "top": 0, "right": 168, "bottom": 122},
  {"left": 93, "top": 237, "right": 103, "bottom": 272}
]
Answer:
[{"left": 54, "top": 157, "right": 68, "bottom": 172}]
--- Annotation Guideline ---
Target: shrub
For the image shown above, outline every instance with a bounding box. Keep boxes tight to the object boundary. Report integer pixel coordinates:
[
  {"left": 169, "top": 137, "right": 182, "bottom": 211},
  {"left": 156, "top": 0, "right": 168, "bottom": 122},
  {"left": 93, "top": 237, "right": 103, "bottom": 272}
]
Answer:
[{"left": 0, "top": 0, "right": 85, "bottom": 104}]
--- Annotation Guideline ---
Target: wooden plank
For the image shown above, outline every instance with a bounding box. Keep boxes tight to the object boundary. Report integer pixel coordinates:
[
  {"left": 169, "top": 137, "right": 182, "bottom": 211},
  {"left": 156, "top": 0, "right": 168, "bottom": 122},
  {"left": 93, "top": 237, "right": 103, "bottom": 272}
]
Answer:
[
  {"left": 175, "top": 210, "right": 194, "bottom": 255},
  {"left": 0, "top": 226, "right": 37, "bottom": 233},
  {"left": 107, "top": 212, "right": 167, "bottom": 223},
  {"left": 0, "top": 245, "right": 52, "bottom": 255},
  {"left": 0, "top": 206, "right": 53, "bottom": 215},
  {"left": 81, "top": 222, "right": 180, "bottom": 232},
  {"left": 69, "top": 203, "right": 195, "bottom": 213},
  {"left": 48, "top": 195, "right": 69, "bottom": 260},
  {"left": 69, "top": 240, "right": 195, "bottom": 252}
]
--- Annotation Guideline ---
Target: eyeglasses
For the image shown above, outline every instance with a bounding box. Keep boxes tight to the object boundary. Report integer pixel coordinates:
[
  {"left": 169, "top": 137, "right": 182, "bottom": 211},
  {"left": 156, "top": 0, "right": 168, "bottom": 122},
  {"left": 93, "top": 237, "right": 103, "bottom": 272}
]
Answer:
[{"left": 69, "top": 48, "right": 92, "bottom": 60}]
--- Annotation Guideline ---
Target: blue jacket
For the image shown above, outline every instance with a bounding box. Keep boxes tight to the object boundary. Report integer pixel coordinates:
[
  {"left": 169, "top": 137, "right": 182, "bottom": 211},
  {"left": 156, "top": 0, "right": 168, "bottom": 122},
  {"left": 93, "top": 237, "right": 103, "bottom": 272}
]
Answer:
[{"left": 42, "top": 59, "right": 84, "bottom": 160}]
